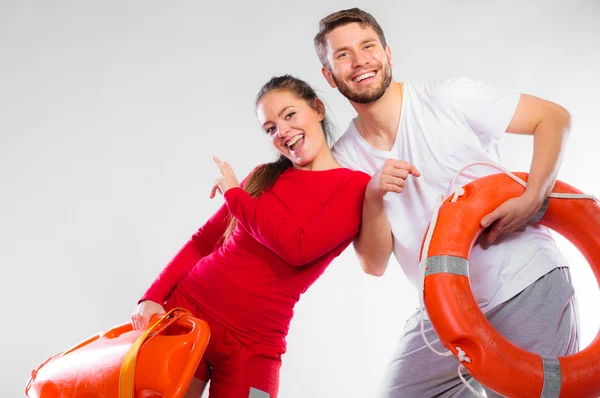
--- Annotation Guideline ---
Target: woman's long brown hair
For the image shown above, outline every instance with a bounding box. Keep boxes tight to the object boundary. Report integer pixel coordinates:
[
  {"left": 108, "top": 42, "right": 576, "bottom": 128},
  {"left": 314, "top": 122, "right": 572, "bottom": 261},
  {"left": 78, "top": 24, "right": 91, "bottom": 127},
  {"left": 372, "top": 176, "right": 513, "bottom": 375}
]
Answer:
[{"left": 222, "top": 75, "right": 333, "bottom": 242}]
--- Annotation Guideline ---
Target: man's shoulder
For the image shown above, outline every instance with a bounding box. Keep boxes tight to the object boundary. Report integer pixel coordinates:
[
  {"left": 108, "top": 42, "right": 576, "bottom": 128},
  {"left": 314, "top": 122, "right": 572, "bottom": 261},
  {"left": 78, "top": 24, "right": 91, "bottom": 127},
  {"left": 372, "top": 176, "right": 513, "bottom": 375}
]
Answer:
[
  {"left": 404, "top": 77, "right": 476, "bottom": 112},
  {"left": 406, "top": 76, "right": 471, "bottom": 87},
  {"left": 331, "top": 122, "right": 372, "bottom": 171},
  {"left": 405, "top": 77, "right": 463, "bottom": 98},
  {"left": 332, "top": 121, "right": 358, "bottom": 154}
]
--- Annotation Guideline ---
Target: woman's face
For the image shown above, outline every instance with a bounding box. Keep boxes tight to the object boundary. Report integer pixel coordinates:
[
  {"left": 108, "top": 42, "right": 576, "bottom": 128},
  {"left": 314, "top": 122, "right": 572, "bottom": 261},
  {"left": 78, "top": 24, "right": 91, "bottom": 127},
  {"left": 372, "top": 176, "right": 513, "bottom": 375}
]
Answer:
[{"left": 256, "top": 90, "right": 328, "bottom": 169}]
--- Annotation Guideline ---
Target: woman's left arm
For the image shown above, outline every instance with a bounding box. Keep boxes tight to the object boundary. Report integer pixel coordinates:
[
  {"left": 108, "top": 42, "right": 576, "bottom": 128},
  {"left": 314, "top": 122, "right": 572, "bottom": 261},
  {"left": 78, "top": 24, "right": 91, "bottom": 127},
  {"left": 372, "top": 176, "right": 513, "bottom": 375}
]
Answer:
[{"left": 225, "top": 172, "right": 369, "bottom": 266}]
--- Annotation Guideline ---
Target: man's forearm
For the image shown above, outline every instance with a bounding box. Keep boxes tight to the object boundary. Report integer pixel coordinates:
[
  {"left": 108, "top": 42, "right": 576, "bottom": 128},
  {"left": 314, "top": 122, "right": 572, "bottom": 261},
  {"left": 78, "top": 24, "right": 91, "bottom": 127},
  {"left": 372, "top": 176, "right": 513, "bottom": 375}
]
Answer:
[
  {"left": 354, "top": 195, "right": 394, "bottom": 276},
  {"left": 526, "top": 104, "right": 571, "bottom": 203}
]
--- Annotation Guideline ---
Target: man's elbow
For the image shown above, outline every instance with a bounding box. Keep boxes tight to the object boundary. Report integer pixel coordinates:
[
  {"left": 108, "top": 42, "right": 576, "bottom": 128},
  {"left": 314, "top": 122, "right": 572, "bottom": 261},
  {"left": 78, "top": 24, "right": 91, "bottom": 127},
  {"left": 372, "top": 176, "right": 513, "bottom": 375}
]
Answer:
[
  {"left": 550, "top": 102, "right": 572, "bottom": 132},
  {"left": 354, "top": 241, "right": 391, "bottom": 277},
  {"left": 358, "top": 258, "right": 388, "bottom": 277},
  {"left": 560, "top": 105, "right": 572, "bottom": 132},
  {"left": 363, "top": 265, "right": 386, "bottom": 277}
]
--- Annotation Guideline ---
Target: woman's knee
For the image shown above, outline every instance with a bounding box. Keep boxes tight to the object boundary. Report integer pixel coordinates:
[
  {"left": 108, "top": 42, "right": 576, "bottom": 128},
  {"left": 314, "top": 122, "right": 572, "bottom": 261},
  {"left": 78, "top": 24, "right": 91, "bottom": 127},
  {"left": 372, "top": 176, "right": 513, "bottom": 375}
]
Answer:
[{"left": 184, "top": 377, "right": 207, "bottom": 398}]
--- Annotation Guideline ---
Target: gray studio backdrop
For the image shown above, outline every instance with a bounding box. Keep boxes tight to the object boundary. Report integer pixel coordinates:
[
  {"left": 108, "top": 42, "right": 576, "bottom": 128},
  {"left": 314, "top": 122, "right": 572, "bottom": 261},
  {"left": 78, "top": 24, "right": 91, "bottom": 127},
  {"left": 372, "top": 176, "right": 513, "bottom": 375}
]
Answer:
[{"left": 1, "top": 1, "right": 599, "bottom": 397}]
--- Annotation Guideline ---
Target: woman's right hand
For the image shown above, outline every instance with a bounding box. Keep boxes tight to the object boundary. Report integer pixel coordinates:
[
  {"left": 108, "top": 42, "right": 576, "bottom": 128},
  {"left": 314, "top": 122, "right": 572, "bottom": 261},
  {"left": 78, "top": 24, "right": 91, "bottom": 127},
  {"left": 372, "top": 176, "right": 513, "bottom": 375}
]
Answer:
[
  {"left": 210, "top": 156, "right": 240, "bottom": 198},
  {"left": 131, "top": 300, "right": 166, "bottom": 331}
]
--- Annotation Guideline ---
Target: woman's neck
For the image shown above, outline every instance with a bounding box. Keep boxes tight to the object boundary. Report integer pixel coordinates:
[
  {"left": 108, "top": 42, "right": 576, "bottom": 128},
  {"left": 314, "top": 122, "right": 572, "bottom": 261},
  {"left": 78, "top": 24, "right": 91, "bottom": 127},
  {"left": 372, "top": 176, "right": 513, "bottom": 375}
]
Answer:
[{"left": 294, "top": 150, "right": 341, "bottom": 171}]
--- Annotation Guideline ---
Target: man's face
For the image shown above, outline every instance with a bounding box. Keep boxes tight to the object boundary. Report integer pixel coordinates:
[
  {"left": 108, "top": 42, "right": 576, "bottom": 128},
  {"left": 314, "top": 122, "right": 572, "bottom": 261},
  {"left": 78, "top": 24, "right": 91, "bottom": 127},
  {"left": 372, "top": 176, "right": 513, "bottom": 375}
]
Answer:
[{"left": 322, "top": 22, "right": 393, "bottom": 104}]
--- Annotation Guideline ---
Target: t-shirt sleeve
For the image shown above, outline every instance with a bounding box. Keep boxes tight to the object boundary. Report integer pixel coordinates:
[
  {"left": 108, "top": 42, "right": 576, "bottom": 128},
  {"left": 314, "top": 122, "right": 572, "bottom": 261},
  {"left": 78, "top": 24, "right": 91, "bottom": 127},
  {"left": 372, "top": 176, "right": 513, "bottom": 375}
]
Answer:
[
  {"left": 223, "top": 171, "right": 370, "bottom": 266},
  {"left": 332, "top": 140, "right": 351, "bottom": 169},
  {"left": 448, "top": 77, "right": 521, "bottom": 140}
]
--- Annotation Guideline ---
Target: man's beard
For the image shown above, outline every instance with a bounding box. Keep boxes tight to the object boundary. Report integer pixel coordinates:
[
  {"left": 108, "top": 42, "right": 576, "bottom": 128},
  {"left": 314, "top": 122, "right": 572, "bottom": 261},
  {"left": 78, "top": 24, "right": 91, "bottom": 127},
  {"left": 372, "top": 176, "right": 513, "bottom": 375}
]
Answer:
[{"left": 332, "top": 62, "right": 393, "bottom": 104}]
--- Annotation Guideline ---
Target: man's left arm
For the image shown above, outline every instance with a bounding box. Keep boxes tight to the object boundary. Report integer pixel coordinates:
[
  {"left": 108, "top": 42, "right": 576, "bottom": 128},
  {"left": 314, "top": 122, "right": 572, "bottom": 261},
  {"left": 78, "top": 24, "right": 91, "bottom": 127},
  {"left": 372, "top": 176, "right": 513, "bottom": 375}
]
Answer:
[{"left": 481, "top": 94, "right": 572, "bottom": 242}]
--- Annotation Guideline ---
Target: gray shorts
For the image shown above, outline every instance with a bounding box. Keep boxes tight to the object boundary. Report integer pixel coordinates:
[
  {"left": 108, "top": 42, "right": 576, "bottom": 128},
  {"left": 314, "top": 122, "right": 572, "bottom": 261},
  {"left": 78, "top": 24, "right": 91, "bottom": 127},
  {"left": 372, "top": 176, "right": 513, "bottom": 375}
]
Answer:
[{"left": 379, "top": 267, "right": 580, "bottom": 398}]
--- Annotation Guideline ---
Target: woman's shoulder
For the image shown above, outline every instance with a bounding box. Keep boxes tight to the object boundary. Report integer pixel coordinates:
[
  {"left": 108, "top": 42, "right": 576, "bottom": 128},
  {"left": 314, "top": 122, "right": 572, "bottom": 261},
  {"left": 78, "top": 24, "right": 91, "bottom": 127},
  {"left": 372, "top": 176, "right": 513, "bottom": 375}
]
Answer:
[
  {"left": 336, "top": 168, "right": 371, "bottom": 186},
  {"left": 351, "top": 169, "right": 371, "bottom": 184},
  {"left": 320, "top": 167, "right": 371, "bottom": 191},
  {"left": 274, "top": 165, "right": 371, "bottom": 191}
]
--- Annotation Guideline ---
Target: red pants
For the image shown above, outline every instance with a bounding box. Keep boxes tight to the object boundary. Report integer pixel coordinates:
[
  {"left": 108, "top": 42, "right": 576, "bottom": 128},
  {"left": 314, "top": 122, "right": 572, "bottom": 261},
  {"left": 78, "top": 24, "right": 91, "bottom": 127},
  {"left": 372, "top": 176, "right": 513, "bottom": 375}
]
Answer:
[{"left": 164, "top": 288, "right": 284, "bottom": 398}]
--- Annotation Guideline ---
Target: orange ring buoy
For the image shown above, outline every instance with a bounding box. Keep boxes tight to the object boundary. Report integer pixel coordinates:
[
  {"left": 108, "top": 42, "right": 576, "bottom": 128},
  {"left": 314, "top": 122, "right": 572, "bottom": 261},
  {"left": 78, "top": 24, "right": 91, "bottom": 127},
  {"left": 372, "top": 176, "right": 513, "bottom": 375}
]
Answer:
[{"left": 422, "top": 172, "right": 600, "bottom": 398}]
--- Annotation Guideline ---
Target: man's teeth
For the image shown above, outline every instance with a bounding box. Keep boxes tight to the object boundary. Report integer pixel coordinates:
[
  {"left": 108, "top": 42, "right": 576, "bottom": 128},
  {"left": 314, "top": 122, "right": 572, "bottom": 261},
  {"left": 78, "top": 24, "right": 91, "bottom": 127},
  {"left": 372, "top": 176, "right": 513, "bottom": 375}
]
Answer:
[
  {"left": 355, "top": 72, "right": 376, "bottom": 82},
  {"left": 286, "top": 135, "right": 304, "bottom": 147}
]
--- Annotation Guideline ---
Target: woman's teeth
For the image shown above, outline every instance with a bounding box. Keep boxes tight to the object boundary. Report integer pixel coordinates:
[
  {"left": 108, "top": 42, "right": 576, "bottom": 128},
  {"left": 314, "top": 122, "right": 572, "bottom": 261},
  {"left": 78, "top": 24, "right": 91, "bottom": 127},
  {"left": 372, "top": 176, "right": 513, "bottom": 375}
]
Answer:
[
  {"left": 287, "top": 135, "right": 303, "bottom": 146},
  {"left": 287, "top": 134, "right": 304, "bottom": 150}
]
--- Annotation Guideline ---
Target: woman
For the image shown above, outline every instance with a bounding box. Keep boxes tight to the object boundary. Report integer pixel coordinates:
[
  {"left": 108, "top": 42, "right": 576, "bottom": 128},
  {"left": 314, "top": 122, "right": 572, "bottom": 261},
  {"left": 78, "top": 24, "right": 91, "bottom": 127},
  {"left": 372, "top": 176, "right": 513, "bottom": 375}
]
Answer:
[{"left": 131, "top": 75, "right": 370, "bottom": 398}]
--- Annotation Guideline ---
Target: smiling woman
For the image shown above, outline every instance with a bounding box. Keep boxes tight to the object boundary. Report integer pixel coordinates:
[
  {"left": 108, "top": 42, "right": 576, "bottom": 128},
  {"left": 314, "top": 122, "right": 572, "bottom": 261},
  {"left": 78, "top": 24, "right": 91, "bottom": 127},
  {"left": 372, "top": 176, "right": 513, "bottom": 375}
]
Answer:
[
  {"left": 129, "top": 75, "right": 371, "bottom": 398},
  {"left": 256, "top": 76, "right": 334, "bottom": 168}
]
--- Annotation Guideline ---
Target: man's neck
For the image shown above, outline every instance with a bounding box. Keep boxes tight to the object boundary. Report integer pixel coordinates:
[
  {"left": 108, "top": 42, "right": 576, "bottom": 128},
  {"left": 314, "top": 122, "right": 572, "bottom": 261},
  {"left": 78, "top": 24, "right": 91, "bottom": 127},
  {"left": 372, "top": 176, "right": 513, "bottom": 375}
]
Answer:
[{"left": 351, "top": 81, "right": 403, "bottom": 151}]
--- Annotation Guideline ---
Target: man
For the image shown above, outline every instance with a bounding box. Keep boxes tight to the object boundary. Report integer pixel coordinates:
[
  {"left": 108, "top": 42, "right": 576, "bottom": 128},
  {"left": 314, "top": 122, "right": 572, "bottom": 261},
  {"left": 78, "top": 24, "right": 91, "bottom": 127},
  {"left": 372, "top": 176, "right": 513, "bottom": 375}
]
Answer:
[{"left": 314, "top": 8, "right": 578, "bottom": 397}]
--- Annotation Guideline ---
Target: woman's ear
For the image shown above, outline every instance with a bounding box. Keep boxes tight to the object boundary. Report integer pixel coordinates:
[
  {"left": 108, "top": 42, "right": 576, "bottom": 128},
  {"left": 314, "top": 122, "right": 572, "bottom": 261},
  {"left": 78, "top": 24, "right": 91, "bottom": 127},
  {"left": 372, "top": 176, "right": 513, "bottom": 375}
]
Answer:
[{"left": 314, "top": 99, "right": 326, "bottom": 122}]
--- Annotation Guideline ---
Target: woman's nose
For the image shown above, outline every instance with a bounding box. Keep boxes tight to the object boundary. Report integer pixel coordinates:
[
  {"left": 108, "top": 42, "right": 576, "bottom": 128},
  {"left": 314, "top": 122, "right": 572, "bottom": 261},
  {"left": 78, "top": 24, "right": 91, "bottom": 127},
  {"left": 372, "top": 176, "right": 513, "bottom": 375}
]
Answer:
[{"left": 277, "top": 125, "right": 291, "bottom": 138}]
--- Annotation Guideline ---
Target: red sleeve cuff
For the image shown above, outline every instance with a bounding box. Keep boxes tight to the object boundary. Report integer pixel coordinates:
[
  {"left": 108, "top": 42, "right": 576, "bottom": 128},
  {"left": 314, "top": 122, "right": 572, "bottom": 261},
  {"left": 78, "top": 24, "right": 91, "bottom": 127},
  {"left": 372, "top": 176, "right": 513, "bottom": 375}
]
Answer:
[
  {"left": 223, "top": 187, "right": 253, "bottom": 217},
  {"left": 138, "top": 292, "right": 166, "bottom": 306},
  {"left": 224, "top": 186, "right": 245, "bottom": 202}
]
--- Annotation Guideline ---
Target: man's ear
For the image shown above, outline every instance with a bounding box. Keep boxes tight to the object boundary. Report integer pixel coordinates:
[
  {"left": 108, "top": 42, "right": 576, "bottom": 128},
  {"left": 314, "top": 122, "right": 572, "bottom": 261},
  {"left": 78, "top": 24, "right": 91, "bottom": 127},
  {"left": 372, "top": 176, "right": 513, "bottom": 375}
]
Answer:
[
  {"left": 322, "top": 67, "right": 337, "bottom": 88},
  {"left": 386, "top": 45, "right": 393, "bottom": 68}
]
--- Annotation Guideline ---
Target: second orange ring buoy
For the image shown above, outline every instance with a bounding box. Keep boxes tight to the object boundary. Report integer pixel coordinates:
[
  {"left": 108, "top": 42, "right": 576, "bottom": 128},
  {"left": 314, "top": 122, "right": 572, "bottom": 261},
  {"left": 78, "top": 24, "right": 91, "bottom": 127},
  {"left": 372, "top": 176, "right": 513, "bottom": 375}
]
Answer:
[{"left": 421, "top": 172, "right": 600, "bottom": 398}]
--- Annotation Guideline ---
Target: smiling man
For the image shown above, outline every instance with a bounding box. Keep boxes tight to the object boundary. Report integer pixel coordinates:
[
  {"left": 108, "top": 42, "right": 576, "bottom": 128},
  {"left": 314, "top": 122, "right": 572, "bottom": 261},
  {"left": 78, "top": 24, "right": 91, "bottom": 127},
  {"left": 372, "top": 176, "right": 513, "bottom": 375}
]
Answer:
[{"left": 314, "top": 8, "right": 579, "bottom": 398}]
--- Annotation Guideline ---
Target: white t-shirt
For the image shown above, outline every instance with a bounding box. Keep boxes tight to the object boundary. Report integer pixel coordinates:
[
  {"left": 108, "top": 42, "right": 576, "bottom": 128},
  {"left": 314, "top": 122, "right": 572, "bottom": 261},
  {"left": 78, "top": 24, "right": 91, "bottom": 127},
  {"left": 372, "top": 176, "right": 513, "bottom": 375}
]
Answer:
[{"left": 332, "top": 77, "right": 568, "bottom": 313}]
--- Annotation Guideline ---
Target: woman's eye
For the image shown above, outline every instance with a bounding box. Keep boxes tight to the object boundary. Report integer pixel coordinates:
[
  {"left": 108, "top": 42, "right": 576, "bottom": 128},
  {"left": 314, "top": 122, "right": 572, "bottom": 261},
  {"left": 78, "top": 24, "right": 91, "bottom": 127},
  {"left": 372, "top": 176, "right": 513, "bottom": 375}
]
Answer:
[
  {"left": 266, "top": 126, "right": 275, "bottom": 134},
  {"left": 285, "top": 112, "right": 296, "bottom": 120}
]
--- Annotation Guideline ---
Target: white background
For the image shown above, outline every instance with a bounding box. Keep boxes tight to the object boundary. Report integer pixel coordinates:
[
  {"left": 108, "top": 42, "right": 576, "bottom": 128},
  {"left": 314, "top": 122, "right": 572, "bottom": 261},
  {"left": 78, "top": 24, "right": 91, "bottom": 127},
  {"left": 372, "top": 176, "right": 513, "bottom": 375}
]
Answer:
[{"left": 1, "top": 1, "right": 599, "bottom": 397}]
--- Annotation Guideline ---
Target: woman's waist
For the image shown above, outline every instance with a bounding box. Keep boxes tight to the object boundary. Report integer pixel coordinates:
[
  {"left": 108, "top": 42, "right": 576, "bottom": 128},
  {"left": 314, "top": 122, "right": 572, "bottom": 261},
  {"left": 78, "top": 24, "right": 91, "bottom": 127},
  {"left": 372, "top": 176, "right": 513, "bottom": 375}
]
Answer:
[{"left": 177, "top": 271, "right": 297, "bottom": 347}]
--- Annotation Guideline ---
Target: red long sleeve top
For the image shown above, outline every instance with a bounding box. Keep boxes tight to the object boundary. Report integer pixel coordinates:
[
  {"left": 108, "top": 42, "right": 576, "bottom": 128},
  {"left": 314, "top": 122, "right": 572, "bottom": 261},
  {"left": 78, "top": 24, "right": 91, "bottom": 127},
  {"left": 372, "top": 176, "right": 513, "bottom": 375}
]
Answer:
[{"left": 140, "top": 167, "right": 370, "bottom": 347}]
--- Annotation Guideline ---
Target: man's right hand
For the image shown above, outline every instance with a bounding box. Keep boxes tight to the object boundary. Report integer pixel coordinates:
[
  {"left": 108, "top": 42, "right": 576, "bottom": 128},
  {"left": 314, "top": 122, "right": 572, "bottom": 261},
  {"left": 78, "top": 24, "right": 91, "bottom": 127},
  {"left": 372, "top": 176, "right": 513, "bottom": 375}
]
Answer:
[
  {"left": 131, "top": 300, "right": 166, "bottom": 331},
  {"left": 354, "top": 159, "right": 420, "bottom": 277},
  {"left": 366, "top": 159, "right": 421, "bottom": 201}
]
